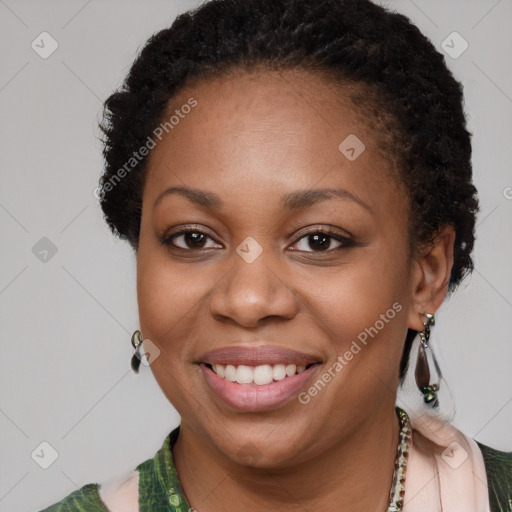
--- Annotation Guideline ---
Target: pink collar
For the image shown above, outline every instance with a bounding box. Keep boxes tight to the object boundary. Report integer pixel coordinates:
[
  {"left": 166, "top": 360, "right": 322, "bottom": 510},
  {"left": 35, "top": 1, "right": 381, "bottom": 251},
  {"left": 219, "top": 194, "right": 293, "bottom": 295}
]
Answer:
[{"left": 404, "top": 410, "right": 491, "bottom": 512}]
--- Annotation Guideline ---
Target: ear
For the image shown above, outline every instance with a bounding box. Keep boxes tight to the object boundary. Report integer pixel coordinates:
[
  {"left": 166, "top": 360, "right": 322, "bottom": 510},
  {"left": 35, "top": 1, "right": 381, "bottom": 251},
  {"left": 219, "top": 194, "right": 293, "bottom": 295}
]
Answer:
[{"left": 407, "top": 225, "right": 456, "bottom": 331}]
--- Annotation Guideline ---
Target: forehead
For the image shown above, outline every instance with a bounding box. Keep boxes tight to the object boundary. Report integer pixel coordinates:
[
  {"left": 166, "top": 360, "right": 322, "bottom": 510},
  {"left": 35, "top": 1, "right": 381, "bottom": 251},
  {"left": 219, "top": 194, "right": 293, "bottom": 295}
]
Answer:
[{"left": 144, "top": 68, "right": 405, "bottom": 217}]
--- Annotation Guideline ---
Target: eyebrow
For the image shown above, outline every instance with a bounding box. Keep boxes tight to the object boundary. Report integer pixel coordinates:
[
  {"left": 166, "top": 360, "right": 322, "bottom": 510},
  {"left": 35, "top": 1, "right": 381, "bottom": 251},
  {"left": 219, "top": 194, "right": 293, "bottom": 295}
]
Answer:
[{"left": 153, "top": 186, "right": 371, "bottom": 212}]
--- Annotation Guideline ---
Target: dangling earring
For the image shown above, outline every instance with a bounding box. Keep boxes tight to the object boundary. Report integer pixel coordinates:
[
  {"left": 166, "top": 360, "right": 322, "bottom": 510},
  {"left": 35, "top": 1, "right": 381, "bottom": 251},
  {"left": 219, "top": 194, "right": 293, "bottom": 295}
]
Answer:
[
  {"left": 415, "top": 312, "right": 442, "bottom": 408},
  {"left": 131, "top": 330, "right": 143, "bottom": 373}
]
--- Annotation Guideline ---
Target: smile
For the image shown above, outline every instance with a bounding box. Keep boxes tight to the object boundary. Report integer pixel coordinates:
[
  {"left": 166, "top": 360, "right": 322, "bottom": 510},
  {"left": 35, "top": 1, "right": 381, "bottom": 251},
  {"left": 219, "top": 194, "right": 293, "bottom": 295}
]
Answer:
[
  {"left": 206, "top": 362, "right": 315, "bottom": 385},
  {"left": 199, "top": 361, "right": 322, "bottom": 412}
]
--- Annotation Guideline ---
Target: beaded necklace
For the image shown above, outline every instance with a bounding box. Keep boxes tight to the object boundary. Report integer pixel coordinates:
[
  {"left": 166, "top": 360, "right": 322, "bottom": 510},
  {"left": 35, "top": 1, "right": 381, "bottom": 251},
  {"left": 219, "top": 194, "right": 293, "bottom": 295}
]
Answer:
[{"left": 387, "top": 407, "right": 412, "bottom": 512}]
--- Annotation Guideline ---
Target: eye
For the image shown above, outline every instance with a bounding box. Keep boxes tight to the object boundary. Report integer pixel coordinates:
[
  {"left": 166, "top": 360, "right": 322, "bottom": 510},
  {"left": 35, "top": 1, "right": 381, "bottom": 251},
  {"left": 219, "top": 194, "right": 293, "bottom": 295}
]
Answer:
[
  {"left": 290, "top": 227, "right": 354, "bottom": 253},
  {"left": 161, "top": 225, "right": 355, "bottom": 253},
  {"left": 161, "top": 226, "right": 222, "bottom": 251}
]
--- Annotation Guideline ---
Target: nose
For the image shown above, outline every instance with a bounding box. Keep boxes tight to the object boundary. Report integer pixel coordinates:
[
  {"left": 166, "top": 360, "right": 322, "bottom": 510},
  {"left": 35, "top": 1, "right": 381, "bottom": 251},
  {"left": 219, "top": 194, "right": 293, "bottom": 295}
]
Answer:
[{"left": 208, "top": 248, "right": 299, "bottom": 328}]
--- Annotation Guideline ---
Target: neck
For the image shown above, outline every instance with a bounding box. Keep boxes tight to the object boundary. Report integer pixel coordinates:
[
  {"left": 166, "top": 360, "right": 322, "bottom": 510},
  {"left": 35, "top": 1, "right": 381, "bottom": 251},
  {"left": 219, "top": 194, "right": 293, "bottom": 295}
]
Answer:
[{"left": 173, "top": 405, "right": 400, "bottom": 512}]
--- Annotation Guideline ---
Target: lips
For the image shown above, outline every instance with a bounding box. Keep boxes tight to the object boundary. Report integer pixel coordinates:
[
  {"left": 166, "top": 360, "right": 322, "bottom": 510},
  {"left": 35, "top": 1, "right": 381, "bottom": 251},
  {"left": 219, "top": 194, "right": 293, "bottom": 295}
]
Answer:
[
  {"left": 196, "top": 345, "right": 322, "bottom": 366},
  {"left": 200, "top": 362, "right": 321, "bottom": 411},
  {"left": 196, "top": 344, "right": 323, "bottom": 411}
]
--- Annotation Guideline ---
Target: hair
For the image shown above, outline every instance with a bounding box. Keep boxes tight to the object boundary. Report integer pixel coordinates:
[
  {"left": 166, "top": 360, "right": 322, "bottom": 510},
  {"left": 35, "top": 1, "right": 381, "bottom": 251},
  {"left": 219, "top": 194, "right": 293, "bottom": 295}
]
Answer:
[{"left": 98, "top": 0, "right": 479, "bottom": 381}]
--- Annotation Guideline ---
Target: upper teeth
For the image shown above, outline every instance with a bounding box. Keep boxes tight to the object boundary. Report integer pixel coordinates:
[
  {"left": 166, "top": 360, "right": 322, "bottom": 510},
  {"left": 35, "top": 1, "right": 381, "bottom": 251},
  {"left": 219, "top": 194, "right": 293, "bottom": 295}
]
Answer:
[{"left": 212, "top": 363, "right": 307, "bottom": 385}]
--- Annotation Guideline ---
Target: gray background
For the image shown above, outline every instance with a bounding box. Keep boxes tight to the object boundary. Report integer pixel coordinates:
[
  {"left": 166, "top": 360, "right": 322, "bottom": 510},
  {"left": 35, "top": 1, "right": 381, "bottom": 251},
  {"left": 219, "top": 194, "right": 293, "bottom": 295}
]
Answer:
[{"left": 0, "top": 1, "right": 511, "bottom": 510}]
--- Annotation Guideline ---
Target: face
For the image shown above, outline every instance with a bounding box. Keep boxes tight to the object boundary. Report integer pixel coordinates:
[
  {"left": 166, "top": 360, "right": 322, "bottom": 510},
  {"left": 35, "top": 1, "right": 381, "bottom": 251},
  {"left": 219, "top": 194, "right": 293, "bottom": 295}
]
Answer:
[{"left": 137, "top": 68, "right": 415, "bottom": 468}]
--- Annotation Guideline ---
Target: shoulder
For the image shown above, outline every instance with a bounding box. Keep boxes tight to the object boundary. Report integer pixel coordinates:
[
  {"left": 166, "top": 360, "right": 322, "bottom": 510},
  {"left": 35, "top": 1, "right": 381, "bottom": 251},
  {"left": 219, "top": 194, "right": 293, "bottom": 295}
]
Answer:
[
  {"left": 476, "top": 441, "right": 512, "bottom": 512},
  {"left": 477, "top": 441, "right": 512, "bottom": 472},
  {"left": 38, "top": 426, "right": 185, "bottom": 512},
  {"left": 408, "top": 409, "right": 510, "bottom": 511},
  {"left": 38, "top": 483, "right": 110, "bottom": 512},
  {"left": 98, "top": 426, "right": 188, "bottom": 510}
]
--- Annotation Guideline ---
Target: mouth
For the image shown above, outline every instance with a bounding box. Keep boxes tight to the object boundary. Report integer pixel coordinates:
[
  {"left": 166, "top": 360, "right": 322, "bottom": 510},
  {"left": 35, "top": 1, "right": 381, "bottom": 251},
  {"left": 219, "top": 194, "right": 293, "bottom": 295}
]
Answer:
[
  {"left": 203, "top": 361, "right": 320, "bottom": 385},
  {"left": 196, "top": 344, "right": 324, "bottom": 411},
  {"left": 198, "top": 358, "right": 322, "bottom": 412}
]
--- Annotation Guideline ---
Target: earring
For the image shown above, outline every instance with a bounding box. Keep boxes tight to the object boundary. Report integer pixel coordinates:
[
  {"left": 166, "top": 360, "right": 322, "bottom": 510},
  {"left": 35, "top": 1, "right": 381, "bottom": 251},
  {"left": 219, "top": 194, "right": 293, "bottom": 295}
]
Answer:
[
  {"left": 131, "top": 330, "right": 143, "bottom": 373},
  {"left": 415, "top": 312, "right": 442, "bottom": 408}
]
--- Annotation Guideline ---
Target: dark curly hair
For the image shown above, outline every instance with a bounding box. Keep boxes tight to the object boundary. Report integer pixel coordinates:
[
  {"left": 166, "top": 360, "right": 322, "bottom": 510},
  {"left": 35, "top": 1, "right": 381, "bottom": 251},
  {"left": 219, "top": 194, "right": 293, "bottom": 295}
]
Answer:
[{"left": 98, "top": 0, "right": 479, "bottom": 381}]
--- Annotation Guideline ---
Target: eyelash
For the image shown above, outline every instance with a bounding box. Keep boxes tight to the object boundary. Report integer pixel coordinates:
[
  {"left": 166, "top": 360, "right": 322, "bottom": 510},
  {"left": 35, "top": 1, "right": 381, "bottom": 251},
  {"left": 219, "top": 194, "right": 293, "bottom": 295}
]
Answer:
[{"left": 160, "top": 225, "right": 355, "bottom": 254}]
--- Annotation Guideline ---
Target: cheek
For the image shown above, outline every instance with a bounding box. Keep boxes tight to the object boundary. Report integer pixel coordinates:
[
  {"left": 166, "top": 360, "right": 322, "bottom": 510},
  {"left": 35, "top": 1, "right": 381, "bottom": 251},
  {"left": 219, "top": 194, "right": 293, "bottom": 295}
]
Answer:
[
  {"left": 137, "top": 248, "right": 208, "bottom": 343},
  {"left": 308, "top": 245, "right": 410, "bottom": 380},
  {"left": 318, "top": 246, "right": 406, "bottom": 323},
  {"left": 135, "top": 243, "right": 208, "bottom": 406}
]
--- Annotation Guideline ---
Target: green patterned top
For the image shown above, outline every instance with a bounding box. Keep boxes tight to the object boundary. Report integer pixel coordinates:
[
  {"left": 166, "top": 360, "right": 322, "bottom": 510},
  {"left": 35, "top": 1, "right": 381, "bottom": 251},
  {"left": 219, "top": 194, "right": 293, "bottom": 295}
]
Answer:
[
  {"left": 477, "top": 442, "right": 512, "bottom": 512},
  {"left": 39, "top": 427, "right": 191, "bottom": 512},
  {"left": 39, "top": 427, "right": 512, "bottom": 512}
]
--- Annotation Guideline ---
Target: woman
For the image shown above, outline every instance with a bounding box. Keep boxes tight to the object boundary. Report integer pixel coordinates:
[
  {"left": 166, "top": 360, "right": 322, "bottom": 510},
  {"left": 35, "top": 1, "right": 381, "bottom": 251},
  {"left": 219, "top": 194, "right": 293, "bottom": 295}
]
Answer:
[{"left": 39, "top": 0, "right": 511, "bottom": 510}]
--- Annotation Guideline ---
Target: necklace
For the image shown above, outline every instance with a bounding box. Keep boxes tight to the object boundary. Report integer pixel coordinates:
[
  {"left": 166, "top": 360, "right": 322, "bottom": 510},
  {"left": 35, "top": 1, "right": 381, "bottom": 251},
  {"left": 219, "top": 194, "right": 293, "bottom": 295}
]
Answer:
[{"left": 387, "top": 407, "right": 412, "bottom": 512}]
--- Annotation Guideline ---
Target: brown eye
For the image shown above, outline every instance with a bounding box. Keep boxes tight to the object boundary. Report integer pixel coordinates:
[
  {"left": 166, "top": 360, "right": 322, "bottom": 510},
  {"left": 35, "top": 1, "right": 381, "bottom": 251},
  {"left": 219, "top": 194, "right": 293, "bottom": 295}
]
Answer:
[
  {"left": 180, "top": 232, "right": 207, "bottom": 249},
  {"left": 291, "top": 228, "right": 354, "bottom": 253},
  {"left": 162, "top": 228, "right": 222, "bottom": 251},
  {"left": 305, "top": 233, "right": 336, "bottom": 251}
]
